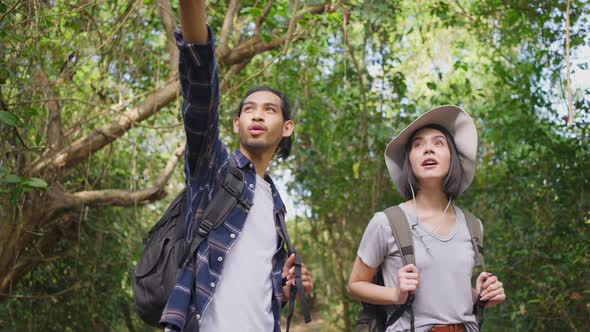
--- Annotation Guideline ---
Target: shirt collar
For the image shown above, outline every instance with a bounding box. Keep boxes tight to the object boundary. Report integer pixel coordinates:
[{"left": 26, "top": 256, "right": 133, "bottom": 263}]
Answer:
[
  {"left": 231, "top": 150, "right": 287, "bottom": 214},
  {"left": 230, "top": 150, "right": 252, "bottom": 169}
]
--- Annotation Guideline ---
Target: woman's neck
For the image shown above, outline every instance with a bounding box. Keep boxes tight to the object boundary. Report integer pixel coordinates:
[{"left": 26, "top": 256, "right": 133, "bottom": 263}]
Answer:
[{"left": 414, "top": 186, "right": 450, "bottom": 213}]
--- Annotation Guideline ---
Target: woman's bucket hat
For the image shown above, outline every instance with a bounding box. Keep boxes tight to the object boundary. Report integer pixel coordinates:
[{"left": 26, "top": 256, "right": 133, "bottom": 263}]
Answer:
[{"left": 384, "top": 105, "right": 478, "bottom": 196}]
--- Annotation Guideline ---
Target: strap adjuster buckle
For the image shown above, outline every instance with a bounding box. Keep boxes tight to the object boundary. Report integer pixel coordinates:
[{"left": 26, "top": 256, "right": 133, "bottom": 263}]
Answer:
[{"left": 198, "top": 220, "right": 213, "bottom": 237}]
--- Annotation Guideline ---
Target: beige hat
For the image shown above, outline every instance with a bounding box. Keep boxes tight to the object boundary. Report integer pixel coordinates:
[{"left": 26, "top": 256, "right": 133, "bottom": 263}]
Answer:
[{"left": 384, "top": 105, "right": 478, "bottom": 196}]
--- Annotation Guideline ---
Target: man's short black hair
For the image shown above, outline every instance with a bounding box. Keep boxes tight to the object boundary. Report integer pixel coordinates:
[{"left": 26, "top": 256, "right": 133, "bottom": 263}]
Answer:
[
  {"left": 399, "top": 124, "right": 464, "bottom": 198},
  {"left": 236, "top": 86, "right": 293, "bottom": 160}
]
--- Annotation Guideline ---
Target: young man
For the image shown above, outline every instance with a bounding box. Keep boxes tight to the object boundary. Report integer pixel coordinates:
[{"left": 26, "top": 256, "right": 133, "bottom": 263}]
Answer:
[{"left": 160, "top": 1, "right": 313, "bottom": 331}]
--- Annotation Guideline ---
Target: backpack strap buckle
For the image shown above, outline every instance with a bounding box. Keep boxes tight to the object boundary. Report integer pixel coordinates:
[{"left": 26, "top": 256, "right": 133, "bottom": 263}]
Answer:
[
  {"left": 197, "top": 219, "right": 213, "bottom": 237},
  {"left": 223, "top": 164, "right": 243, "bottom": 196}
]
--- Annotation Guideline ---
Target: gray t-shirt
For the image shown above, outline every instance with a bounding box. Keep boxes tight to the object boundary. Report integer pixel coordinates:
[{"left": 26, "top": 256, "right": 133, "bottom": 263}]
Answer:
[
  {"left": 357, "top": 203, "right": 482, "bottom": 332},
  {"left": 200, "top": 175, "right": 276, "bottom": 331}
]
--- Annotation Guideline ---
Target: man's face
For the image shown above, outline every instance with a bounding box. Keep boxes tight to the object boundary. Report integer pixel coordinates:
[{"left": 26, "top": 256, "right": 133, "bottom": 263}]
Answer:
[{"left": 233, "top": 90, "right": 294, "bottom": 157}]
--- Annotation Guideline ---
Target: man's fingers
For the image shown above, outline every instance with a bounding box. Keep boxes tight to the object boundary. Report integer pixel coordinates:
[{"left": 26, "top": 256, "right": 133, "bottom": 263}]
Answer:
[
  {"left": 286, "top": 253, "right": 295, "bottom": 265},
  {"left": 288, "top": 279, "right": 313, "bottom": 287},
  {"left": 288, "top": 264, "right": 312, "bottom": 276},
  {"left": 302, "top": 268, "right": 311, "bottom": 277}
]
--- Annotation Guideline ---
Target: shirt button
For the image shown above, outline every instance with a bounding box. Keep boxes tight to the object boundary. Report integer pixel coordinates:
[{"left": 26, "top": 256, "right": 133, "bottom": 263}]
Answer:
[
  {"left": 249, "top": 163, "right": 253, "bottom": 168},
  {"left": 217, "top": 256, "right": 223, "bottom": 262},
  {"left": 249, "top": 183, "right": 254, "bottom": 189},
  {"left": 196, "top": 314, "right": 201, "bottom": 320},
  {"left": 210, "top": 282, "right": 216, "bottom": 288},
  {"left": 230, "top": 233, "right": 236, "bottom": 239}
]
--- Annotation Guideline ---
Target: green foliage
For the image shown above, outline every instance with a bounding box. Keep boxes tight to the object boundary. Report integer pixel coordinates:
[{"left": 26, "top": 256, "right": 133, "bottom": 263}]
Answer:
[{"left": 1, "top": 0, "right": 588, "bottom": 331}]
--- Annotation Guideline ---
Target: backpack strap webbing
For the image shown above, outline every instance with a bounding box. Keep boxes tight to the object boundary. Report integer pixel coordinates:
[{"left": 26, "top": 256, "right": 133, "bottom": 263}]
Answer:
[
  {"left": 382, "top": 206, "right": 416, "bottom": 332},
  {"left": 462, "top": 209, "right": 484, "bottom": 268},
  {"left": 174, "top": 188, "right": 188, "bottom": 264},
  {"left": 178, "top": 158, "right": 251, "bottom": 268},
  {"left": 462, "top": 209, "right": 487, "bottom": 329},
  {"left": 277, "top": 211, "right": 312, "bottom": 332},
  {"left": 383, "top": 207, "right": 415, "bottom": 266}
]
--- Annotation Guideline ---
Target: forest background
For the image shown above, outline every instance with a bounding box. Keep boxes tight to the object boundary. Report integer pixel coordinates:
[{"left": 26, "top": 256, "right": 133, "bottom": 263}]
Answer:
[{"left": 1, "top": 0, "right": 589, "bottom": 331}]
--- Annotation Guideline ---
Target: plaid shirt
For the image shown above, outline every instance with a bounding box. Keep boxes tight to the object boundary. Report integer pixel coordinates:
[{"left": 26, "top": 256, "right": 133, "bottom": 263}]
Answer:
[{"left": 159, "top": 27, "right": 288, "bottom": 332}]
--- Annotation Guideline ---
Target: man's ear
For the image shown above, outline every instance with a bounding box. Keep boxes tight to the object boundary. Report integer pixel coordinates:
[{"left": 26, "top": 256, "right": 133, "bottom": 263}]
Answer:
[
  {"left": 282, "top": 120, "right": 294, "bottom": 137},
  {"left": 233, "top": 115, "right": 240, "bottom": 133}
]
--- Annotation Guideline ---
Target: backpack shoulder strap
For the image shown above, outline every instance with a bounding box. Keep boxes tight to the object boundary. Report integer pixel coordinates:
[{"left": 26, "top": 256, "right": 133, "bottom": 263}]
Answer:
[
  {"left": 382, "top": 206, "right": 416, "bottom": 331},
  {"left": 174, "top": 189, "right": 187, "bottom": 242},
  {"left": 277, "top": 211, "right": 312, "bottom": 332},
  {"left": 462, "top": 209, "right": 485, "bottom": 268},
  {"left": 197, "top": 158, "right": 251, "bottom": 236},
  {"left": 383, "top": 206, "right": 415, "bottom": 266},
  {"left": 178, "top": 157, "right": 251, "bottom": 267}
]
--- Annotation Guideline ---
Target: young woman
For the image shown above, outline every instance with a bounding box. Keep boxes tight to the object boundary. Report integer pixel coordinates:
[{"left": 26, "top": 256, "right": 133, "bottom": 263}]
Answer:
[{"left": 348, "top": 106, "right": 506, "bottom": 332}]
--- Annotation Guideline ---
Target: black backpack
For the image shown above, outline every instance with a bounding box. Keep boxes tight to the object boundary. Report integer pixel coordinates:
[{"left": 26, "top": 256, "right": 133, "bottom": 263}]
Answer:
[
  {"left": 354, "top": 206, "right": 485, "bottom": 332},
  {"left": 131, "top": 159, "right": 311, "bottom": 330}
]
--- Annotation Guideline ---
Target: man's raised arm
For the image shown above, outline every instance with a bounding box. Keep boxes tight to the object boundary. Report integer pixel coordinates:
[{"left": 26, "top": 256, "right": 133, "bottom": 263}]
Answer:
[
  {"left": 176, "top": 0, "right": 222, "bottom": 179},
  {"left": 179, "top": 0, "right": 208, "bottom": 43}
]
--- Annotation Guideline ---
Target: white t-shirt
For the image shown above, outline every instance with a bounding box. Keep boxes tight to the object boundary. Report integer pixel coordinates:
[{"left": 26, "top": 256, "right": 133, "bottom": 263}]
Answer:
[
  {"left": 357, "top": 204, "right": 482, "bottom": 332},
  {"left": 200, "top": 175, "right": 277, "bottom": 332}
]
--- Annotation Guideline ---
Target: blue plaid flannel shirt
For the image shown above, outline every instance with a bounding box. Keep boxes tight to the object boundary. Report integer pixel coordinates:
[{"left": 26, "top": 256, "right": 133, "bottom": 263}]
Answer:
[{"left": 159, "top": 27, "right": 288, "bottom": 332}]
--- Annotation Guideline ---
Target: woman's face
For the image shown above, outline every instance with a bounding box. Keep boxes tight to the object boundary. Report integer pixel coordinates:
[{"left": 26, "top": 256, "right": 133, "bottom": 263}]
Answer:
[{"left": 408, "top": 127, "right": 451, "bottom": 185}]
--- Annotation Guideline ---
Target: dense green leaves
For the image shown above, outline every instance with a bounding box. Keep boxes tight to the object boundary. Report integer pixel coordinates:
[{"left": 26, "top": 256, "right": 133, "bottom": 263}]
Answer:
[{"left": 1, "top": 0, "right": 588, "bottom": 331}]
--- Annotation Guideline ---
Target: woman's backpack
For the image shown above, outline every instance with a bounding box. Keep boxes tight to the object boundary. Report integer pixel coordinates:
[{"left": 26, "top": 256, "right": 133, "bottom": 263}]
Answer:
[{"left": 354, "top": 206, "right": 485, "bottom": 332}]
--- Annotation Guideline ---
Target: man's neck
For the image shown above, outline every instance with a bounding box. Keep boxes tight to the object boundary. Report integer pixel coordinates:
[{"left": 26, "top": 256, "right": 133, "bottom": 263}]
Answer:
[{"left": 239, "top": 147, "right": 274, "bottom": 177}]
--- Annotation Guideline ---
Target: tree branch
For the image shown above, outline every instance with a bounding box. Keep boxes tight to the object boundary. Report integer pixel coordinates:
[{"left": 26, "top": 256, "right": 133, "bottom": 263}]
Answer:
[
  {"left": 1, "top": 282, "right": 81, "bottom": 299},
  {"left": 224, "top": 35, "right": 290, "bottom": 65},
  {"left": 254, "top": 0, "right": 275, "bottom": 36},
  {"left": 223, "top": 0, "right": 303, "bottom": 98},
  {"left": 296, "top": 3, "right": 337, "bottom": 20},
  {"left": 0, "top": 1, "right": 22, "bottom": 25},
  {"left": 223, "top": 2, "right": 337, "bottom": 65},
  {"left": 54, "top": 143, "right": 184, "bottom": 209},
  {"left": 565, "top": 0, "right": 573, "bottom": 125},
  {"left": 29, "top": 80, "right": 180, "bottom": 174},
  {"left": 27, "top": 1, "right": 338, "bottom": 175},
  {"left": 220, "top": 62, "right": 249, "bottom": 92},
  {"left": 343, "top": 11, "right": 368, "bottom": 155},
  {"left": 156, "top": 0, "right": 179, "bottom": 75},
  {"left": 36, "top": 69, "right": 64, "bottom": 155},
  {"left": 217, "top": 0, "right": 241, "bottom": 59}
]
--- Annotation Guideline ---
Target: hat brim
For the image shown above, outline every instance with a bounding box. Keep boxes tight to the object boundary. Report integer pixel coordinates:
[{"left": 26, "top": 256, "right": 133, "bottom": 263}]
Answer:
[{"left": 384, "top": 105, "right": 477, "bottom": 196}]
